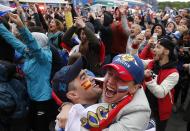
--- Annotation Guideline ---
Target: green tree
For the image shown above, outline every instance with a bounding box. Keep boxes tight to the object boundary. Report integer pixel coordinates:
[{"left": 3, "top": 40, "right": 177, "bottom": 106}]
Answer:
[{"left": 158, "top": 2, "right": 190, "bottom": 10}]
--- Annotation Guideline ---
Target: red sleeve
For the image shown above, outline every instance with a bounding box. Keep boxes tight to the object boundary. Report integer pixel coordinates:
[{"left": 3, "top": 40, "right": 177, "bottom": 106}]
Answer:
[{"left": 139, "top": 44, "right": 152, "bottom": 60}]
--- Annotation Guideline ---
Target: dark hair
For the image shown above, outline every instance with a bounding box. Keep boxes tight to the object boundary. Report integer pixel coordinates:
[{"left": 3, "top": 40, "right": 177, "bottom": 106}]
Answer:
[
  {"left": 127, "top": 16, "right": 134, "bottom": 23},
  {"left": 0, "top": 36, "right": 15, "bottom": 62},
  {"left": 151, "top": 24, "right": 166, "bottom": 38},
  {"left": 51, "top": 19, "right": 64, "bottom": 31},
  {"left": 28, "top": 26, "right": 46, "bottom": 33},
  {"left": 159, "top": 36, "right": 177, "bottom": 62}
]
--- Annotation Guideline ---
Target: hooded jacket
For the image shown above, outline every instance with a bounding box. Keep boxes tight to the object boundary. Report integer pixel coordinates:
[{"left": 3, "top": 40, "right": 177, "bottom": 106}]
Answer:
[
  {"left": 0, "top": 61, "right": 28, "bottom": 125},
  {"left": 145, "top": 60, "right": 179, "bottom": 120},
  {"left": 0, "top": 24, "right": 52, "bottom": 101},
  {"left": 166, "top": 21, "right": 177, "bottom": 34}
]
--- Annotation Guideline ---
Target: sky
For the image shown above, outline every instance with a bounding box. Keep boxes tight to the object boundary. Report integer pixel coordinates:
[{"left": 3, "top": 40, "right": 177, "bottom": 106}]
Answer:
[{"left": 157, "top": 0, "right": 190, "bottom": 2}]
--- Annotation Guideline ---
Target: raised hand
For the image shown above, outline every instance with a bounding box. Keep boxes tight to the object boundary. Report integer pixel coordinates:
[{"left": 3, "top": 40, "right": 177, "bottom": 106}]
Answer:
[
  {"left": 183, "top": 64, "right": 190, "bottom": 71},
  {"left": 76, "top": 17, "right": 85, "bottom": 28},
  {"left": 56, "top": 104, "right": 73, "bottom": 128},
  {"left": 9, "top": 13, "right": 24, "bottom": 28},
  {"left": 13, "top": 0, "right": 20, "bottom": 7},
  {"left": 134, "top": 33, "right": 144, "bottom": 45},
  {"left": 16, "top": 6, "right": 23, "bottom": 14},
  {"left": 30, "top": 4, "right": 38, "bottom": 13},
  {"left": 148, "top": 37, "right": 156, "bottom": 48},
  {"left": 119, "top": 5, "right": 126, "bottom": 15},
  {"left": 144, "top": 69, "right": 152, "bottom": 78},
  {"left": 64, "top": 4, "right": 72, "bottom": 12}
]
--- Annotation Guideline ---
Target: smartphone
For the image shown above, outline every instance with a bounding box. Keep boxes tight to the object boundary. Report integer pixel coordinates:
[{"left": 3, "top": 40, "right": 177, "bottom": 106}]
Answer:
[{"left": 152, "top": 33, "right": 158, "bottom": 44}]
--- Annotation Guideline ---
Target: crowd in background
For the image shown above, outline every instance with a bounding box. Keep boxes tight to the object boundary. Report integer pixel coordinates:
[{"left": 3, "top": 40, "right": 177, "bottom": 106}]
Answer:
[{"left": 0, "top": 0, "right": 190, "bottom": 131}]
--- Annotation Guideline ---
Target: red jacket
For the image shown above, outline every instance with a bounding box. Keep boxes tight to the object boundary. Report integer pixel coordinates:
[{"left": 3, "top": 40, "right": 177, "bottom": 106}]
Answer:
[
  {"left": 147, "top": 61, "right": 178, "bottom": 120},
  {"left": 139, "top": 44, "right": 154, "bottom": 60},
  {"left": 111, "top": 21, "right": 128, "bottom": 54}
]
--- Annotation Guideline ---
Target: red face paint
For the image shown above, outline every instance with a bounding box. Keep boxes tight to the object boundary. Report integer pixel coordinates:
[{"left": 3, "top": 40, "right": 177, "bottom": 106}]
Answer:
[{"left": 81, "top": 79, "right": 92, "bottom": 90}]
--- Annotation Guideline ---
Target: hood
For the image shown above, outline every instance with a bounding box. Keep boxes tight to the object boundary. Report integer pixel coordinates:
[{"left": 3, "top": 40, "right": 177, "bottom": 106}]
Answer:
[
  {"left": 161, "top": 61, "right": 177, "bottom": 69},
  {"left": 0, "top": 61, "right": 16, "bottom": 82},
  {"left": 153, "top": 61, "right": 177, "bottom": 74},
  {"left": 166, "top": 21, "right": 177, "bottom": 32},
  {"left": 32, "top": 32, "right": 49, "bottom": 48}
]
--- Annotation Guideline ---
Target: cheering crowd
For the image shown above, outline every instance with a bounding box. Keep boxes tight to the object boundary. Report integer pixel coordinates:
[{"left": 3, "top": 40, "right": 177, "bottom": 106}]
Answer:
[{"left": 0, "top": 0, "right": 190, "bottom": 131}]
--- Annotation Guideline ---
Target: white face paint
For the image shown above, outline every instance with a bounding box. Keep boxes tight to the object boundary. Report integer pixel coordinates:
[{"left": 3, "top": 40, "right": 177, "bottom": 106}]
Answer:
[{"left": 117, "top": 85, "right": 129, "bottom": 93}]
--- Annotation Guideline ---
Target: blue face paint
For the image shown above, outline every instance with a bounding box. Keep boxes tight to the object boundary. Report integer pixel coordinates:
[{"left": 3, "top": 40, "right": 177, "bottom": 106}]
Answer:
[{"left": 117, "top": 86, "right": 129, "bottom": 93}]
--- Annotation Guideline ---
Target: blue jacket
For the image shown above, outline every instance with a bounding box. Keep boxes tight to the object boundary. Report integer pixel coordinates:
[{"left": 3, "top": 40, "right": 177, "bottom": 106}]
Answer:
[
  {"left": 0, "top": 61, "right": 29, "bottom": 123},
  {"left": 0, "top": 24, "right": 52, "bottom": 101}
]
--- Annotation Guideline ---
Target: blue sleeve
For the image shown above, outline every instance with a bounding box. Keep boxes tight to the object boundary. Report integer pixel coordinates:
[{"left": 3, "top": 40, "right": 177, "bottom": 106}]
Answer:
[
  {"left": 0, "top": 23, "right": 26, "bottom": 54},
  {"left": 18, "top": 27, "right": 51, "bottom": 64}
]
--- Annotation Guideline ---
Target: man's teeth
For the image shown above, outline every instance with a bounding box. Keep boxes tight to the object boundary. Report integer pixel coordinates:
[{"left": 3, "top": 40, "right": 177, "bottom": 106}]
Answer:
[
  {"left": 92, "top": 83, "right": 97, "bottom": 87},
  {"left": 105, "top": 86, "right": 116, "bottom": 98},
  {"left": 107, "top": 86, "right": 115, "bottom": 91}
]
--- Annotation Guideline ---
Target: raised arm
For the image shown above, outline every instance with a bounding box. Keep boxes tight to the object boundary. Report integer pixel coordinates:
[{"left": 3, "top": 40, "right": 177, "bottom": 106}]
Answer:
[
  {"left": 36, "top": 4, "right": 49, "bottom": 32},
  {"left": 0, "top": 23, "right": 26, "bottom": 54},
  {"left": 8, "top": 13, "right": 51, "bottom": 64},
  {"left": 119, "top": 6, "right": 130, "bottom": 36},
  {"left": 61, "top": 25, "right": 77, "bottom": 46},
  {"left": 31, "top": 4, "right": 41, "bottom": 27},
  {"left": 76, "top": 17, "right": 99, "bottom": 46}
]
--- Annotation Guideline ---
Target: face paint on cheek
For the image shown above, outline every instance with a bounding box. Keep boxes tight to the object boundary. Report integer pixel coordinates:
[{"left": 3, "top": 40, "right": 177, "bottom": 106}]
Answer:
[
  {"left": 117, "top": 86, "right": 129, "bottom": 93},
  {"left": 81, "top": 80, "right": 92, "bottom": 90}
]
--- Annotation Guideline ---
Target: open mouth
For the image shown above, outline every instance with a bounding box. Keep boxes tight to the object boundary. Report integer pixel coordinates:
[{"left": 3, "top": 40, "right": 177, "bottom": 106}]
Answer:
[
  {"left": 153, "top": 53, "right": 157, "bottom": 58},
  {"left": 49, "top": 25, "right": 53, "bottom": 29},
  {"left": 105, "top": 86, "right": 117, "bottom": 98}
]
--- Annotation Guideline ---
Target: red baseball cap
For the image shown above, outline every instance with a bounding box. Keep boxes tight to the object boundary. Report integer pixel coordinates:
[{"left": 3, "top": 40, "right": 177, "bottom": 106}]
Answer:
[{"left": 103, "top": 63, "right": 134, "bottom": 81}]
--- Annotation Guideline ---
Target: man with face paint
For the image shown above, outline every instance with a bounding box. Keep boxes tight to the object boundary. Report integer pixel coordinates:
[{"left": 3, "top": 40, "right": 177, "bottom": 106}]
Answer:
[
  {"left": 57, "top": 54, "right": 151, "bottom": 131},
  {"left": 144, "top": 36, "right": 179, "bottom": 131},
  {"left": 96, "top": 54, "right": 151, "bottom": 131},
  {"left": 52, "top": 57, "right": 103, "bottom": 129}
]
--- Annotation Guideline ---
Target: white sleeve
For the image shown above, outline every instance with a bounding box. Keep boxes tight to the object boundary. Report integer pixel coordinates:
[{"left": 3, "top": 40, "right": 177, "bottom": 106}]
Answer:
[
  {"left": 65, "top": 104, "right": 85, "bottom": 131},
  {"left": 145, "top": 72, "right": 179, "bottom": 98}
]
